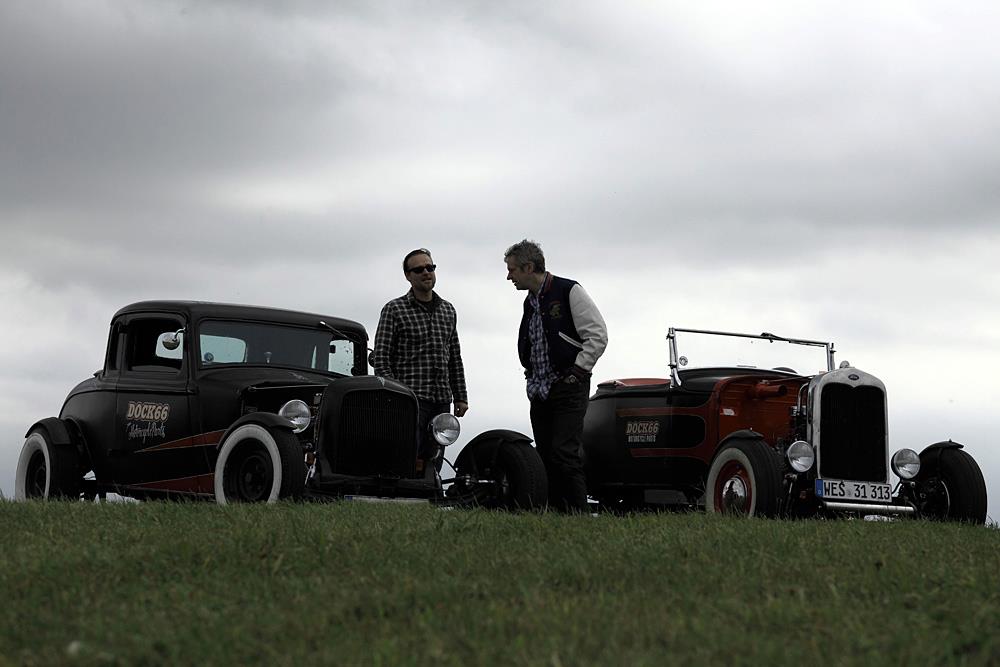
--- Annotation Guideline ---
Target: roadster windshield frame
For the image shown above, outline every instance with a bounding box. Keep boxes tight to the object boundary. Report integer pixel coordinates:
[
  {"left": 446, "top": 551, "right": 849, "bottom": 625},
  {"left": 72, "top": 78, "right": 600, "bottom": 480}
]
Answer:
[{"left": 667, "top": 327, "right": 836, "bottom": 387}]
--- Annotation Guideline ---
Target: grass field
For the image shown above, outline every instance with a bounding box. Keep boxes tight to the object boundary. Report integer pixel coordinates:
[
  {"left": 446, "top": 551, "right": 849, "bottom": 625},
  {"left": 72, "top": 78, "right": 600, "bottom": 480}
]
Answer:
[{"left": 1, "top": 501, "right": 998, "bottom": 666}]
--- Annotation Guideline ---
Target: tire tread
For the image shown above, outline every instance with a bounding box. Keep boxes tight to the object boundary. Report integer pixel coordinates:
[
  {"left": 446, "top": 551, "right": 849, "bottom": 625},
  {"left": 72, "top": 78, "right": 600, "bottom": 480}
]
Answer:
[
  {"left": 498, "top": 443, "right": 547, "bottom": 510},
  {"left": 273, "top": 429, "right": 306, "bottom": 500},
  {"left": 708, "top": 438, "right": 783, "bottom": 517},
  {"left": 939, "top": 449, "right": 987, "bottom": 523}
]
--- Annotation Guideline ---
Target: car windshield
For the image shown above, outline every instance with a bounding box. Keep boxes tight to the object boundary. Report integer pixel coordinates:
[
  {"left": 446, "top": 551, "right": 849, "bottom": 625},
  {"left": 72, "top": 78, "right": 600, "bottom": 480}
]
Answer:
[
  {"left": 673, "top": 329, "right": 832, "bottom": 377},
  {"left": 198, "top": 320, "right": 362, "bottom": 376}
]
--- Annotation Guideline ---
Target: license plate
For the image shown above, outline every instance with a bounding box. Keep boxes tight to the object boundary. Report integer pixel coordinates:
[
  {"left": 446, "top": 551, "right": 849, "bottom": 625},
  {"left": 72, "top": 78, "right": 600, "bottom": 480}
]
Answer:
[{"left": 815, "top": 479, "right": 892, "bottom": 503}]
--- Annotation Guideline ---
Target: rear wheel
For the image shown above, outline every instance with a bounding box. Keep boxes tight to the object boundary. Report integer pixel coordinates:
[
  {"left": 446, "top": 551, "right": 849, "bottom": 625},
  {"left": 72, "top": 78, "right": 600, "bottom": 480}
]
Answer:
[
  {"left": 705, "top": 438, "right": 783, "bottom": 517},
  {"left": 214, "top": 424, "right": 305, "bottom": 504},
  {"left": 15, "top": 430, "right": 82, "bottom": 500},
  {"left": 915, "top": 446, "right": 987, "bottom": 523}
]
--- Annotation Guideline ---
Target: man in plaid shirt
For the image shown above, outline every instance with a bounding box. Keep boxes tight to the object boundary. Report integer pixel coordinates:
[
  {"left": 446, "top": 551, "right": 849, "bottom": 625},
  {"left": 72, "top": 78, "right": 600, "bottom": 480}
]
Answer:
[{"left": 373, "top": 248, "right": 468, "bottom": 470}]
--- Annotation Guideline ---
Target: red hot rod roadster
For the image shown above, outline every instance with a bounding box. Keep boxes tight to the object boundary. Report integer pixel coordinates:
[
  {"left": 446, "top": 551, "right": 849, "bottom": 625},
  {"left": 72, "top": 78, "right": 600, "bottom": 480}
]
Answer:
[{"left": 583, "top": 327, "right": 988, "bottom": 522}]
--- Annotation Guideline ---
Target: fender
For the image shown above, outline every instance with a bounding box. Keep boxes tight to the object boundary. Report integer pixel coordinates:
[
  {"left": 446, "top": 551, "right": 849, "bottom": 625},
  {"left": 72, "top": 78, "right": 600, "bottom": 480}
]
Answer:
[
  {"left": 25, "top": 417, "right": 73, "bottom": 445},
  {"left": 917, "top": 440, "right": 964, "bottom": 475},
  {"left": 218, "top": 412, "right": 295, "bottom": 448},
  {"left": 454, "top": 429, "right": 533, "bottom": 472},
  {"left": 25, "top": 416, "right": 99, "bottom": 482},
  {"left": 718, "top": 429, "right": 766, "bottom": 449}
]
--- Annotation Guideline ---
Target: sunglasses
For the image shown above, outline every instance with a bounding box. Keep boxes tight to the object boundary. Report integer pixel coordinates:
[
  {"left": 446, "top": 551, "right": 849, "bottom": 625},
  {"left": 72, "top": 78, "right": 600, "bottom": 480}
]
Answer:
[{"left": 407, "top": 264, "right": 437, "bottom": 274}]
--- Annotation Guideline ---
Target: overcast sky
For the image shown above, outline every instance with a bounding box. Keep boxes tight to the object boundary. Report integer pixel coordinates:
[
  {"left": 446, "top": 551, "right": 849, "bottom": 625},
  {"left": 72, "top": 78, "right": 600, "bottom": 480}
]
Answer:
[{"left": 2, "top": 1, "right": 998, "bottom": 520}]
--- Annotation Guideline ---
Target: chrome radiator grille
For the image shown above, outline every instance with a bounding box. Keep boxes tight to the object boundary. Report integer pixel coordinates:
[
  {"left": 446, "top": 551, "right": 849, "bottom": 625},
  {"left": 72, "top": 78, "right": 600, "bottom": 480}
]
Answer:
[
  {"left": 818, "top": 384, "right": 887, "bottom": 482},
  {"left": 329, "top": 389, "right": 418, "bottom": 477}
]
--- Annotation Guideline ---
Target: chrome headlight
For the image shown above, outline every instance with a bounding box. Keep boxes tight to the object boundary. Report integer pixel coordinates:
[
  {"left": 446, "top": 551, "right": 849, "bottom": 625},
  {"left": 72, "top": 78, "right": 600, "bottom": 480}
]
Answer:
[
  {"left": 278, "top": 399, "right": 311, "bottom": 434},
  {"left": 891, "top": 448, "right": 920, "bottom": 480},
  {"left": 786, "top": 440, "right": 815, "bottom": 473},
  {"left": 431, "top": 413, "right": 460, "bottom": 446}
]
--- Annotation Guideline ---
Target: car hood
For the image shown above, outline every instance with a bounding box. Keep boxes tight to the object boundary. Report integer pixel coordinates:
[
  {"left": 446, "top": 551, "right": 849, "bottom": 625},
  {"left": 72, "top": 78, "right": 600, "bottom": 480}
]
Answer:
[{"left": 197, "top": 365, "right": 344, "bottom": 391}]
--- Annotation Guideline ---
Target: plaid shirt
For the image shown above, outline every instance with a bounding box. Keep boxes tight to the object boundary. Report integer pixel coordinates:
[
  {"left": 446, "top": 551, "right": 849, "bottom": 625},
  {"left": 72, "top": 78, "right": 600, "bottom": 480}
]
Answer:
[
  {"left": 526, "top": 291, "right": 560, "bottom": 400},
  {"left": 373, "top": 290, "right": 468, "bottom": 404}
]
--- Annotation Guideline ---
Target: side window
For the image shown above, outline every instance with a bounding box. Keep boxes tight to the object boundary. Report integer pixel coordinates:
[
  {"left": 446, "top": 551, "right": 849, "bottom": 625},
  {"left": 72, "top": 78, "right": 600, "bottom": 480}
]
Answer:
[
  {"left": 328, "top": 341, "right": 356, "bottom": 375},
  {"left": 312, "top": 341, "right": 357, "bottom": 375},
  {"left": 124, "top": 318, "right": 185, "bottom": 373}
]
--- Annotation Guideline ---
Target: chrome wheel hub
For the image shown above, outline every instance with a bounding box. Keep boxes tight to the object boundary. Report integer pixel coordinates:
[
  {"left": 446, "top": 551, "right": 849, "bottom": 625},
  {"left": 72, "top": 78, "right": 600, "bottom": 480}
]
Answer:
[{"left": 721, "top": 476, "right": 748, "bottom": 513}]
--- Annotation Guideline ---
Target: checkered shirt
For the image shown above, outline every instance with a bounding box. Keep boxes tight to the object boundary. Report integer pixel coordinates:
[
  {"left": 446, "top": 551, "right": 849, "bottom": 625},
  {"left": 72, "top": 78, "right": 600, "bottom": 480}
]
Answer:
[
  {"left": 526, "top": 291, "right": 560, "bottom": 400},
  {"left": 373, "top": 291, "right": 468, "bottom": 404}
]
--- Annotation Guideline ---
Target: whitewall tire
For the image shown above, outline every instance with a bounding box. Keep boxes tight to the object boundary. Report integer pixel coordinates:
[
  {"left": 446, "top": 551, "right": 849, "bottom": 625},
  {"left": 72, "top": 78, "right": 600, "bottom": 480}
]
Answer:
[
  {"left": 214, "top": 423, "right": 305, "bottom": 504},
  {"left": 15, "top": 430, "right": 81, "bottom": 500}
]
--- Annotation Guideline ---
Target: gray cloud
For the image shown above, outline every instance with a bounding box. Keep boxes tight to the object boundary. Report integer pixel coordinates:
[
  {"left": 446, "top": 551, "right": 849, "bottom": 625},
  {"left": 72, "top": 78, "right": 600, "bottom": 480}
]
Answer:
[{"left": 5, "top": 2, "right": 999, "bottom": 238}]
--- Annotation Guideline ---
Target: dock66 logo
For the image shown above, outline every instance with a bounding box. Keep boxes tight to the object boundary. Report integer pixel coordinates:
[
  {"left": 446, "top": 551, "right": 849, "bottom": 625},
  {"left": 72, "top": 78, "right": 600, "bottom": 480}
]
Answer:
[
  {"left": 625, "top": 419, "right": 659, "bottom": 444},
  {"left": 126, "top": 401, "right": 170, "bottom": 442},
  {"left": 127, "top": 401, "right": 170, "bottom": 422}
]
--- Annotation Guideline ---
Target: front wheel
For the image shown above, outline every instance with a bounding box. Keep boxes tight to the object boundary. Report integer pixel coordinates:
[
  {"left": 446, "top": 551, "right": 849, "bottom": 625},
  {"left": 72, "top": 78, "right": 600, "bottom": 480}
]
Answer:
[
  {"left": 15, "top": 429, "right": 82, "bottom": 500},
  {"left": 214, "top": 424, "right": 305, "bottom": 504},
  {"left": 453, "top": 440, "right": 548, "bottom": 510},
  {"left": 915, "top": 446, "right": 987, "bottom": 523},
  {"left": 705, "top": 438, "right": 783, "bottom": 517}
]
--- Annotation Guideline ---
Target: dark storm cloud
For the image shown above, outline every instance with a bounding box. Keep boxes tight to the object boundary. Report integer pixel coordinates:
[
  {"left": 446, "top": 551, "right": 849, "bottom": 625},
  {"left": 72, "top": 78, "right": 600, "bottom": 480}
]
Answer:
[
  {"left": 4, "top": 0, "right": 999, "bottom": 266},
  {"left": 0, "top": 3, "right": 1000, "bottom": 330},
  {"left": 2, "top": 0, "right": 999, "bottom": 308},
  {"left": 0, "top": 4, "right": 355, "bottom": 205}
]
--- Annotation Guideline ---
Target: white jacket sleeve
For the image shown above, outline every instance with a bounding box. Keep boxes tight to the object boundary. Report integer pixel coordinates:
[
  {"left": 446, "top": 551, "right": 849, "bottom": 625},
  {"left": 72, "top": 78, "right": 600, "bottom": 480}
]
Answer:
[{"left": 568, "top": 284, "right": 608, "bottom": 372}]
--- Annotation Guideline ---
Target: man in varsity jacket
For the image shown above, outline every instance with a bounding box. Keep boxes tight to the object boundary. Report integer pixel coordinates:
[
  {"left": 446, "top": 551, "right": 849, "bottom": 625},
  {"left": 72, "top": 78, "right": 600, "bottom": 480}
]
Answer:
[{"left": 504, "top": 239, "right": 608, "bottom": 513}]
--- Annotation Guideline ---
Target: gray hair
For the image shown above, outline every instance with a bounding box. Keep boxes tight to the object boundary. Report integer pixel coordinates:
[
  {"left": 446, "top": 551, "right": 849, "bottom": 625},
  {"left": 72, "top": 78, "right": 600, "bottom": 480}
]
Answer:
[{"left": 504, "top": 239, "right": 545, "bottom": 273}]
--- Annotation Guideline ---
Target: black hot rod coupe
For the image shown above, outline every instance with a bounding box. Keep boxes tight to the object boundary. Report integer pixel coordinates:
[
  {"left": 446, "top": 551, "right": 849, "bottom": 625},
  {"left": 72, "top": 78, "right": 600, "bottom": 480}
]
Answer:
[
  {"left": 15, "top": 301, "right": 546, "bottom": 507},
  {"left": 583, "top": 327, "right": 988, "bottom": 522}
]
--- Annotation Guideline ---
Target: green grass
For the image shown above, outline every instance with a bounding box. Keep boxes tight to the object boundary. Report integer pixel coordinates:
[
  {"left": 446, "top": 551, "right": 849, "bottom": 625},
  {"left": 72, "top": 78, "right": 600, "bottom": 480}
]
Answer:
[{"left": 1, "top": 502, "right": 998, "bottom": 666}]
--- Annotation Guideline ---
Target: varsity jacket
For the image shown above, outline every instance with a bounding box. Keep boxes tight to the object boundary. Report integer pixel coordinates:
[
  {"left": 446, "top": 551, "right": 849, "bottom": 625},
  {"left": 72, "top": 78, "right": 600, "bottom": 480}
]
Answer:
[{"left": 517, "top": 273, "right": 608, "bottom": 377}]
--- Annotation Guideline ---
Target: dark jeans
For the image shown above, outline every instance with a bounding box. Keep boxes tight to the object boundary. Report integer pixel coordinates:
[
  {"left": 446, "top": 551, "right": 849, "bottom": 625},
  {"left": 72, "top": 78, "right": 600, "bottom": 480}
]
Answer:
[
  {"left": 529, "top": 375, "right": 591, "bottom": 513},
  {"left": 418, "top": 399, "right": 451, "bottom": 472}
]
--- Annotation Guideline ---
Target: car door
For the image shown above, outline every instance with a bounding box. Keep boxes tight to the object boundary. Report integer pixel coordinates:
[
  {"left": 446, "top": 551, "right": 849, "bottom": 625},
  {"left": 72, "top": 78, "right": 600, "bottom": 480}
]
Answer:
[{"left": 111, "top": 313, "right": 201, "bottom": 493}]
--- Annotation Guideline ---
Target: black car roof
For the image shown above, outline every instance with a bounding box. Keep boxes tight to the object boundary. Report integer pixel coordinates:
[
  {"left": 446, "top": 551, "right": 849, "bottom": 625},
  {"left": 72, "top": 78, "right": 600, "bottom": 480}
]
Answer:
[{"left": 113, "top": 301, "right": 368, "bottom": 339}]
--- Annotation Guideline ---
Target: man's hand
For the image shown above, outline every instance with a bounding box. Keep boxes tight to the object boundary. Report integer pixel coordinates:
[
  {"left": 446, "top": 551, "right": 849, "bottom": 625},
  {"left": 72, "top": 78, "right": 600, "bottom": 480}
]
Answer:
[{"left": 454, "top": 401, "right": 469, "bottom": 418}]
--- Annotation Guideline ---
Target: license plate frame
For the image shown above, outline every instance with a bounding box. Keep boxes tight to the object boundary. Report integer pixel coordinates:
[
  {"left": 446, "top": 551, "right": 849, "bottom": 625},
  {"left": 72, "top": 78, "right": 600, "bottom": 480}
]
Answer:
[{"left": 815, "top": 478, "right": 892, "bottom": 503}]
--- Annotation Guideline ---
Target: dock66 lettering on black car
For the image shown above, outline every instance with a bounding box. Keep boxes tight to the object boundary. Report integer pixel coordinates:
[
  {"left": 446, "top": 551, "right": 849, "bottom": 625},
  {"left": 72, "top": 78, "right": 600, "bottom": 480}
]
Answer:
[
  {"left": 625, "top": 420, "right": 660, "bottom": 444},
  {"left": 15, "top": 301, "right": 546, "bottom": 508},
  {"left": 126, "top": 402, "right": 171, "bottom": 422},
  {"left": 582, "top": 327, "right": 987, "bottom": 522}
]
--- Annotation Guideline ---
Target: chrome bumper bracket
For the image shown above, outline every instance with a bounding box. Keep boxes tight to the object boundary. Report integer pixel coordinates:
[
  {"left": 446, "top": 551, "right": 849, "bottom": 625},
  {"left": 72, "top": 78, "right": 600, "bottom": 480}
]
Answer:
[{"left": 822, "top": 500, "right": 915, "bottom": 515}]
